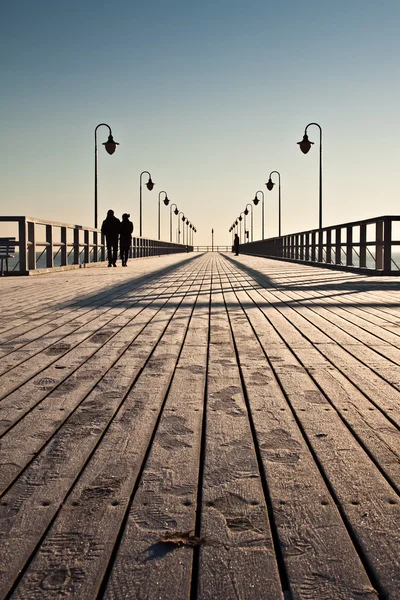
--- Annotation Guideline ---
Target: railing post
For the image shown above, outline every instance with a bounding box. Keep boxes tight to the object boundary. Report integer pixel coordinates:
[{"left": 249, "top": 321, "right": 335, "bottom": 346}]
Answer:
[
  {"left": 318, "top": 229, "right": 323, "bottom": 262},
  {"left": 84, "top": 230, "right": 89, "bottom": 264},
  {"left": 304, "top": 233, "right": 309, "bottom": 261},
  {"left": 73, "top": 228, "right": 80, "bottom": 264},
  {"left": 93, "top": 231, "right": 98, "bottom": 262},
  {"left": 376, "top": 221, "right": 384, "bottom": 270},
  {"left": 311, "top": 231, "right": 316, "bottom": 262},
  {"left": 61, "top": 227, "right": 67, "bottom": 266},
  {"left": 359, "top": 223, "right": 367, "bottom": 268},
  {"left": 18, "top": 217, "right": 27, "bottom": 274},
  {"left": 384, "top": 217, "right": 392, "bottom": 273},
  {"left": 27, "top": 221, "right": 36, "bottom": 270},
  {"left": 326, "top": 229, "right": 332, "bottom": 264},
  {"left": 335, "top": 227, "right": 341, "bottom": 264},
  {"left": 346, "top": 225, "right": 353, "bottom": 266},
  {"left": 46, "top": 224, "right": 54, "bottom": 268}
]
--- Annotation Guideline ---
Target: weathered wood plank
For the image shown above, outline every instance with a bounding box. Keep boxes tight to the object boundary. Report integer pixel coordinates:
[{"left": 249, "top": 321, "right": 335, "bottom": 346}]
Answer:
[{"left": 197, "top": 270, "right": 283, "bottom": 600}]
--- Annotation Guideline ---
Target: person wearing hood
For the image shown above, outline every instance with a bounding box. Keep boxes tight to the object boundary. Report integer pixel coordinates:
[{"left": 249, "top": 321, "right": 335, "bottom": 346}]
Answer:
[
  {"left": 120, "top": 213, "right": 134, "bottom": 267},
  {"left": 101, "top": 209, "right": 121, "bottom": 267}
]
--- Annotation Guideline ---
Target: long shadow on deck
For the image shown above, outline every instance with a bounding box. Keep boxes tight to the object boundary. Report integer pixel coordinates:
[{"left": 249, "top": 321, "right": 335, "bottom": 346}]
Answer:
[
  {"left": 53, "top": 254, "right": 203, "bottom": 310},
  {"left": 223, "top": 254, "right": 400, "bottom": 308}
]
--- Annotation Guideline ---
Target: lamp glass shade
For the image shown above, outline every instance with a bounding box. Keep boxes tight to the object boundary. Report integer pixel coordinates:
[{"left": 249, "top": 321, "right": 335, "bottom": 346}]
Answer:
[
  {"left": 253, "top": 196, "right": 259, "bottom": 206},
  {"left": 174, "top": 208, "right": 179, "bottom": 215},
  {"left": 244, "top": 208, "right": 249, "bottom": 215},
  {"left": 298, "top": 134, "right": 313, "bottom": 154},
  {"left": 146, "top": 178, "right": 155, "bottom": 191},
  {"left": 239, "top": 215, "right": 242, "bottom": 221},
  {"left": 182, "top": 215, "right": 185, "bottom": 222},
  {"left": 266, "top": 179, "right": 274, "bottom": 191},
  {"left": 103, "top": 135, "right": 119, "bottom": 155},
  {"left": 163, "top": 196, "right": 170, "bottom": 206}
]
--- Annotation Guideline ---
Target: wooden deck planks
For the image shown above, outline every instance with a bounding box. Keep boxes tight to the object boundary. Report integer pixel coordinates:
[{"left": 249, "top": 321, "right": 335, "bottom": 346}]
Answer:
[{"left": 0, "top": 252, "right": 399, "bottom": 599}]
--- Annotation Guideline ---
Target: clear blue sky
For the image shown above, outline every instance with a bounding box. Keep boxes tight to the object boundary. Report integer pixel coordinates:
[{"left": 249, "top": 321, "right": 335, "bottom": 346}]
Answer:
[{"left": 1, "top": 0, "right": 399, "bottom": 245}]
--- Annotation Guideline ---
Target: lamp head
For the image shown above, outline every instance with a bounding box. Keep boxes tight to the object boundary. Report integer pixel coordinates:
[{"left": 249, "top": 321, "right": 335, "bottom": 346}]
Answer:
[
  {"left": 182, "top": 215, "right": 185, "bottom": 222},
  {"left": 238, "top": 215, "right": 242, "bottom": 221},
  {"left": 253, "top": 195, "right": 259, "bottom": 206},
  {"left": 174, "top": 207, "right": 179, "bottom": 215},
  {"left": 244, "top": 208, "right": 249, "bottom": 216},
  {"left": 298, "top": 133, "right": 313, "bottom": 154},
  {"left": 235, "top": 220, "right": 238, "bottom": 225},
  {"left": 163, "top": 195, "right": 170, "bottom": 206},
  {"left": 146, "top": 177, "right": 155, "bottom": 191},
  {"left": 266, "top": 178, "right": 274, "bottom": 191},
  {"left": 103, "top": 134, "right": 119, "bottom": 155},
  {"left": 186, "top": 218, "right": 189, "bottom": 224}
]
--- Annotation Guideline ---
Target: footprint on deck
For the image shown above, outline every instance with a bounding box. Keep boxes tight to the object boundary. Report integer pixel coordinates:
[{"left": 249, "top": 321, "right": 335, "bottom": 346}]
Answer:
[{"left": 260, "top": 428, "right": 301, "bottom": 464}]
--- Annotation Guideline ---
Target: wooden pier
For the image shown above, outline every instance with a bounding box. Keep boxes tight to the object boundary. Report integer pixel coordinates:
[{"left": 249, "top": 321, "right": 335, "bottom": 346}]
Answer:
[{"left": 0, "top": 252, "right": 399, "bottom": 599}]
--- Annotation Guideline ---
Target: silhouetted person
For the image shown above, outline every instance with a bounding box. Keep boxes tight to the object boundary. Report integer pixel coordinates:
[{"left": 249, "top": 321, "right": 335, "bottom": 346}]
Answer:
[
  {"left": 233, "top": 233, "right": 240, "bottom": 256},
  {"left": 101, "top": 209, "right": 120, "bottom": 267},
  {"left": 120, "top": 213, "right": 133, "bottom": 267}
]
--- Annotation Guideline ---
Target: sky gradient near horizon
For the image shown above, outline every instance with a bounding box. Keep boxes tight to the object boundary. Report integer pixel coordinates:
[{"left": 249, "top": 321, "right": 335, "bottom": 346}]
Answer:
[{"left": 1, "top": 0, "right": 400, "bottom": 245}]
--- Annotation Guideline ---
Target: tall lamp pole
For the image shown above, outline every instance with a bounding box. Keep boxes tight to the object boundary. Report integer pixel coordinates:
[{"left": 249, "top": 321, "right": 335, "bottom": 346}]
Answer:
[
  {"left": 139, "top": 170, "right": 155, "bottom": 237},
  {"left": 158, "top": 191, "right": 170, "bottom": 240},
  {"left": 298, "top": 123, "right": 323, "bottom": 230},
  {"left": 266, "top": 171, "right": 282, "bottom": 237},
  {"left": 178, "top": 212, "right": 185, "bottom": 244},
  {"left": 94, "top": 123, "right": 119, "bottom": 229},
  {"left": 211, "top": 228, "right": 214, "bottom": 251},
  {"left": 253, "top": 191, "right": 264, "bottom": 239},
  {"left": 238, "top": 212, "right": 245, "bottom": 243},
  {"left": 244, "top": 203, "right": 254, "bottom": 242},
  {"left": 170, "top": 203, "right": 179, "bottom": 242}
]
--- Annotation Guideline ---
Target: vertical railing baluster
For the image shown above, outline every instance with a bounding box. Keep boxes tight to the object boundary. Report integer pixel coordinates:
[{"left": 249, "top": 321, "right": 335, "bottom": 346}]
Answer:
[
  {"left": 46, "top": 224, "right": 53, "bottom": 268},
  {"left": 360, "top": 223, "right": 367, "bottom": 268},
  {"left": 376, "top": 221, "right": 384, "bottom": 270},
  {"left": 27, "top": 221, "right": 36, "bottom": 270}
]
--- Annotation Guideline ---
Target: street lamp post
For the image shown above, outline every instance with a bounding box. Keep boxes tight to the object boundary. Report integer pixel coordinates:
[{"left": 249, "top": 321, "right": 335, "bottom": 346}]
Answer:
[
  {"left": 238, "top": 212, "right": 245, "bottom": 243},
  {"left": 170, "top": 203, "right": 179, "bottom": 242},
  {"left": 158, "top": 191, "right": 170, "bottom": 240},
  {"left": 244, "top": 203, "right": 254, "bottom": 242},
  {"left": 139, "top": 170, "right": 155, "bottom": 237},
  {"left": 266, "top": 171, "right": 282, "bottom": 237},
  {"left": 178, "top": 212, "right": 185, "bottom": 244},
  {"left": 298, "top": 123, "right": 323, "bottom": 230},
  {"left": 185, "top": 218, "right": 190, "bottom": 248},
  {"left": 253, "top": 191, "right": 265, "bottom": 239},
  {"left": 94, "top": 123, "right": 119, "bottom": 229}
]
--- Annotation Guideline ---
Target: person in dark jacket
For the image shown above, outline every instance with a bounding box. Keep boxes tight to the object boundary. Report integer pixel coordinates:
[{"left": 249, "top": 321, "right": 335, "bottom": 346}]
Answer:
[
  {"left": 120, "top": 213, "right": 134, "bottom": 267},
  {"left": 101, "top": 209, "right": 120, "bottom": 267},
  {"left": 233, "top": 233, "right": 240, "bottom": 256}
]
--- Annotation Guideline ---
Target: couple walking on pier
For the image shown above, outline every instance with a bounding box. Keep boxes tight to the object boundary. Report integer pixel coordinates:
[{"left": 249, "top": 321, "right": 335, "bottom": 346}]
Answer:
[{"left": 101, "top": 210, "right": 133, "bottom": 267}]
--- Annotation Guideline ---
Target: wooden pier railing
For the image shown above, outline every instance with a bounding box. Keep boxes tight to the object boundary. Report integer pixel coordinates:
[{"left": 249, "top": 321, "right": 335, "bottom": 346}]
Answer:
[
  {"left": 239, "top": 215, "right": 400, "bottom": 275},
  {"left": 0, "top": 216, "right": 192, "bottom": 275}
]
